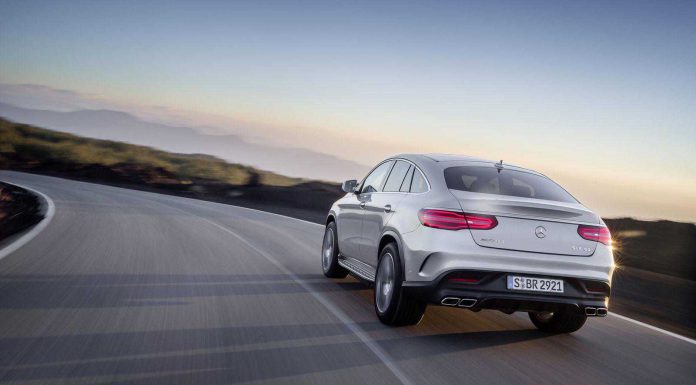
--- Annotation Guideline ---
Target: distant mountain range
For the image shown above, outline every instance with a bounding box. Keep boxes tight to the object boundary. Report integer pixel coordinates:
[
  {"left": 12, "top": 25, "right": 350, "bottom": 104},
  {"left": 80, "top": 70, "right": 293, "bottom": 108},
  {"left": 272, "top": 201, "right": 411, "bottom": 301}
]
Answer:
[{"left": 0, "top": 102, "right": 370, "bottom": 182}]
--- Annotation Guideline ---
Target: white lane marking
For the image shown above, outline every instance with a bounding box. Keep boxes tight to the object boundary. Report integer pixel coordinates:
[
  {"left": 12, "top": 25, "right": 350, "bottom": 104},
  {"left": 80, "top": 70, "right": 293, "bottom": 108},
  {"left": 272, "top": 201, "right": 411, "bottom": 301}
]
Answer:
[
  {"left": 160, "top": 203, "right": 415, "bottom": 385},
  {"left": 609, "top": 313, "right": 696, "bottom": 345},
  {"left": 0, "top": 182, "right": 56, "bottom": 261}
]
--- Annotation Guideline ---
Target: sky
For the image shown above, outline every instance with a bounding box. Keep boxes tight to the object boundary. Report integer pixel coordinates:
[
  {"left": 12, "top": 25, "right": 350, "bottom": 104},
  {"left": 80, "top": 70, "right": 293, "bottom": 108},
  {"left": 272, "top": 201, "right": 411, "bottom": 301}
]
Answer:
[{"left": 1, "top": 0, "right": 695, "bottom": 222}]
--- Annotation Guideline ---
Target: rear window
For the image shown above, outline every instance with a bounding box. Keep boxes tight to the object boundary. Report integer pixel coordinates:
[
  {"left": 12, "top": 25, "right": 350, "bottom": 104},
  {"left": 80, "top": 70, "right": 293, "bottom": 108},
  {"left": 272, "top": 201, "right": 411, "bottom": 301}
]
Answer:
[{"left": 444, "top": 166, "right": 577, "bottom": 203}]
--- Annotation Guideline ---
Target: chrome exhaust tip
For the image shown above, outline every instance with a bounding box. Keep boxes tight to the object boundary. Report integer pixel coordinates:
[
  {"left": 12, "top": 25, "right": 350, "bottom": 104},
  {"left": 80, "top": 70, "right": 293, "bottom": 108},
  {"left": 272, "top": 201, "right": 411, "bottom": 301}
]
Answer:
[
  {"left": 441, "top": 297, "right": 460, "bottom": 307},
  {"left": 457, "top": 298, "right": 477, "bottom": 308},
  {"left": 596, "top": 307, "right": 608, "bottom": 317},
  {"left": 585, "top": 307, "right": 597, "bottom": 316}
]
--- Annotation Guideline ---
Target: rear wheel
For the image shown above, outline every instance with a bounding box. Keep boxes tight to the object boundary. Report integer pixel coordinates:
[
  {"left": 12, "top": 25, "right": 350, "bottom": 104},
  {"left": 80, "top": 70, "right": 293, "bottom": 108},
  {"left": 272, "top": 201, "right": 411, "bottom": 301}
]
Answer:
[
  {"left": 321, "top": 221, "right": 348, "bottom": 278},
  {"left": 529, "top": 306, "right": 587, "bottom": 333},
  {"left": 374, "top": 243, "right": 426, "bottom": 326}
]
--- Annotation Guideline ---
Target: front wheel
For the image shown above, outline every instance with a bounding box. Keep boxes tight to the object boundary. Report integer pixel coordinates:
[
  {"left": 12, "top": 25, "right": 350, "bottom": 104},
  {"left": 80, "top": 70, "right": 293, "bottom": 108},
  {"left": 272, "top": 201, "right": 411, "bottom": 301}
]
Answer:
[
  {"left": 529, "top": 306, "right": 587, "bottom": 333},
  {"left": 321, "top": 222, "right": 348, "bottom": 278},
  {"left": 374, "top": 243, "right": 426, "bottom": 326}
]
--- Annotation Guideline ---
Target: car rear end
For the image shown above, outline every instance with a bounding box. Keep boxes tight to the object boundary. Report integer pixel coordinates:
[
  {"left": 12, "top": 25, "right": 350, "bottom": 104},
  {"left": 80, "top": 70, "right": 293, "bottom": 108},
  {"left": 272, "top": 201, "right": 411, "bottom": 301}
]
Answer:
[{"left": 400, "top": 161, "right": 614, "bottom": 317}]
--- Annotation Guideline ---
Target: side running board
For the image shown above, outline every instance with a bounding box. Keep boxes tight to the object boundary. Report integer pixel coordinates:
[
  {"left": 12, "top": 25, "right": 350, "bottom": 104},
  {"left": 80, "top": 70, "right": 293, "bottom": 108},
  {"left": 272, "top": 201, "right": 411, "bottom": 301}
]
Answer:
[{"left": 338, "top": 255, "right": 376, "bottom": 282}]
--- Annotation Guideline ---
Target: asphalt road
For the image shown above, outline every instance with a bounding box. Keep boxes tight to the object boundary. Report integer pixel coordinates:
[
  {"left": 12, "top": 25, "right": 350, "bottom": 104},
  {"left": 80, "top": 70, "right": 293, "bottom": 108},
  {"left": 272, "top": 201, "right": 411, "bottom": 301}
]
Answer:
[{"left": 0, "top": 171, "right": 694, "bottom": 385}]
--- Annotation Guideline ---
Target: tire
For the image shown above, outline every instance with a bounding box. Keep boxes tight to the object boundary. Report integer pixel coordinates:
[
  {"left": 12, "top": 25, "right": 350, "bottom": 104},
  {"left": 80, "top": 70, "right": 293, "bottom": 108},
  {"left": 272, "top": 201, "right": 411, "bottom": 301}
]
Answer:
[
  {"left": 374, "top": 243, "right": 426, "bottom": 326},
  {"left": 529, "top": 306, "right": 587, "bottom": 333},
  {"left": 321, "top": 221, "right": 348, "bottom": 278}
]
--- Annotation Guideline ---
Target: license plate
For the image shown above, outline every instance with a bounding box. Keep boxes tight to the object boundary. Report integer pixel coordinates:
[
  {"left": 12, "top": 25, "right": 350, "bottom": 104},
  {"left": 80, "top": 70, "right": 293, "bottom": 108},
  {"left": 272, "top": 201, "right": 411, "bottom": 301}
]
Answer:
[{"left": 507, "top": 275, "right": 564, "bottom": 293}]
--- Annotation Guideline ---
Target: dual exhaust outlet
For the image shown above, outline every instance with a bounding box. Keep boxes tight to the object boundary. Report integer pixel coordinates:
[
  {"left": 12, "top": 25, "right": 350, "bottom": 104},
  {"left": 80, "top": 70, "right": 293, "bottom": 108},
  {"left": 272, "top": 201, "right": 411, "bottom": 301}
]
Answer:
[
  {"left": 441, "top": 297, "right": 477, "bottom": 308},
  {"left": 442, "top": 297, "right": 607, "bottom": 316},
  {"left": 584, "top": 307, "right": 608, "bottom": 317}
]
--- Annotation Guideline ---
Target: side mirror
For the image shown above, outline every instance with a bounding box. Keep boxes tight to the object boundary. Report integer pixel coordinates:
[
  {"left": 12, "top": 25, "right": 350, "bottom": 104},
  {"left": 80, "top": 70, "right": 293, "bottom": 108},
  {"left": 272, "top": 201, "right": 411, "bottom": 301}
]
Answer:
[{"left": 341, "top": 179, "right": 358, "bottom": 193}]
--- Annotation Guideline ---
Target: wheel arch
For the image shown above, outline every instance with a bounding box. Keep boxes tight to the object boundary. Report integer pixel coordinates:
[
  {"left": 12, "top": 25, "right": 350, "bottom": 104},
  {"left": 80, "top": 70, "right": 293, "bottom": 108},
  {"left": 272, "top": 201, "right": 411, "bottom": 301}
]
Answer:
[
  {"left": 326, "top": 211, "right": 337, "bottom": 225},
  {"left": 325, "top": 212, "right": 338, "bottom": 251},
  {"left": 378, "top": 230, "right": 406, "bottom": 279}
]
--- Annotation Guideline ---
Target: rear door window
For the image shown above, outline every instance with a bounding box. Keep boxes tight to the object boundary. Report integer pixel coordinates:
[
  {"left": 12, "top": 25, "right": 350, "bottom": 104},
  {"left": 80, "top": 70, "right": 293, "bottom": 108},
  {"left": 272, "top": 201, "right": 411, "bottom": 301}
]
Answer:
[
  {"left": 383, "top": 161, "right": 411, "bottom": 192},
  {"left": 399, "top": 166, "right": 414, "bottom": 192},
  {"left": 444, "top": 166, "right": 577, "bottom": 203}
]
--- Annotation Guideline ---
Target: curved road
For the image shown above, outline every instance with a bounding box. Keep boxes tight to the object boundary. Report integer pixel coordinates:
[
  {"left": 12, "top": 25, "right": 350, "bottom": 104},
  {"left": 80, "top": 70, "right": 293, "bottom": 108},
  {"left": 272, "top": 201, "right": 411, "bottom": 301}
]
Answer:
[{"left": 0, "top": 171, "right": 694, "bottom": 385}]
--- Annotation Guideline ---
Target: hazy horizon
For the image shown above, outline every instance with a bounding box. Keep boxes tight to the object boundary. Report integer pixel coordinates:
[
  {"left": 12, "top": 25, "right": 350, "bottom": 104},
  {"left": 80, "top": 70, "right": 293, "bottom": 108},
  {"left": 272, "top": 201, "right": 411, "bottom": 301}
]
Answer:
[{"left": 1, "top": 0, "right": 695, "bottom": 223}]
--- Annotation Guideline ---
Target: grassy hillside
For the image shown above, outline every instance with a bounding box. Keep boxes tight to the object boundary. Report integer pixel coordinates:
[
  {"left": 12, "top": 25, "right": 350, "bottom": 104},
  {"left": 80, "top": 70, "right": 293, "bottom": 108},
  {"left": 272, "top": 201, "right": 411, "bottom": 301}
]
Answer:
[
  {"left": 0, "top": 118, "right": 301, "bottom": 187},
  {"left": 0, "top": 117, "right": 343, "bottom": 222},
  {"left": 603, "top": 218, "right": 696, "bottom": 337}
]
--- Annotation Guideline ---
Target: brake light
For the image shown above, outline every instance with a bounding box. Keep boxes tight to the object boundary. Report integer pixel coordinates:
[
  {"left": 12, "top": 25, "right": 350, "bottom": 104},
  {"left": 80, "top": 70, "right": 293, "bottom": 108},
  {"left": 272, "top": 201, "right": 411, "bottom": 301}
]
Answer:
[
  {"left": 577, "top": 225, "right": 612, "bottom": 245},
  {"left": 418, "top": 209, "right": 497, "bottom": 230}
]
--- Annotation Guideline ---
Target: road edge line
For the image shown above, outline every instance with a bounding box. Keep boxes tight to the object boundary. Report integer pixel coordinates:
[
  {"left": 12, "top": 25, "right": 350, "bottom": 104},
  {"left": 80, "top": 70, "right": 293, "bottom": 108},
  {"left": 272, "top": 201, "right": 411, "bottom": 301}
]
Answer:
[
  {"left": 224, "top": 204, "right": 324, "bottom": 228},
  {"left": 608, "top": 313, "right": 695, "bottom": 345},
  {"left": 0, "top": 182, "right": 56, "bottom": 261},
  {"left": 168, "top": 195, "right": 326, "bottom": 228}
]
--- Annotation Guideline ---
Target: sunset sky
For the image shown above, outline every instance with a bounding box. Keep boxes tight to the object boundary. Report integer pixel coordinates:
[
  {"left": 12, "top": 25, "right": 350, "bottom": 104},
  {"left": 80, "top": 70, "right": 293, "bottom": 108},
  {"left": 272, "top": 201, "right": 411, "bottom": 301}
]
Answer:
[{"left": 1, "top": 0, "right": 695, "bottom": 222}]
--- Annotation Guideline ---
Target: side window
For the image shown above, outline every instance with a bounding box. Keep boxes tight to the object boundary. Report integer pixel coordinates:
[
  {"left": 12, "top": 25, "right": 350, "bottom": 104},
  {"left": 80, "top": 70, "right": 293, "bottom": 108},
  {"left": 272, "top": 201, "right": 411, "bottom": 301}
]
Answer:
[
  {"left": 399, "top": 166, "right": 414, "bottom": 192},
  {"left": 410, "top": 169, "right": 428, "bottom": 193},
  {"left": 383, "top": 161, "right": 411, "bottom": 192},
  {"left": 360, "top": 161, "right": 394, "bottom": 193}
]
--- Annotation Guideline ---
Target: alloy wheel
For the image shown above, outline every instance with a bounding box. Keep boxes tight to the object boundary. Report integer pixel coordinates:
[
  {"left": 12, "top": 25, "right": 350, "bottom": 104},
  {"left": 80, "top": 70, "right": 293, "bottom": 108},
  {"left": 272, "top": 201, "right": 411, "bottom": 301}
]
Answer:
[{"left": 375, "top": 252, "right": 395, "bottom": 313}]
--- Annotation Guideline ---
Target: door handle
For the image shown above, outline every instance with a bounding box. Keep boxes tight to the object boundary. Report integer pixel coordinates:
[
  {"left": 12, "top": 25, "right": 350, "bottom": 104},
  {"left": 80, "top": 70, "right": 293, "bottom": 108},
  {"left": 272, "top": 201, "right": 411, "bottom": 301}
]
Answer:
[
  {"left": 384, "top": 204, "right": 392, "bottom": 213},
  {"left": 360, "top": 202, "right": 366, "bottom": 209}
]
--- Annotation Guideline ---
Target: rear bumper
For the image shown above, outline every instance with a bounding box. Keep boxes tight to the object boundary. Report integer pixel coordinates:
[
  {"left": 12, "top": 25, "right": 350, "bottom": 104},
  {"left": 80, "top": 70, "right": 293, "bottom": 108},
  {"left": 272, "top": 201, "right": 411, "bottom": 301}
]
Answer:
[
  {"left": 402, "top": 270, "right": 610, "bottom": 314},
  {"left": 400, "top": 225, "right": 615, "bottom": 283}
]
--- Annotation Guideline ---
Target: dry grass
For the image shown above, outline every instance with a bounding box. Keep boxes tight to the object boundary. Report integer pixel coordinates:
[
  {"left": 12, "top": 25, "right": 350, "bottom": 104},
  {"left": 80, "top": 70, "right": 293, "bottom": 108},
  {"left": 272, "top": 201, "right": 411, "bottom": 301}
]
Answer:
[{"left": 0, "top": 118, "right": 303, "bottom": 187}]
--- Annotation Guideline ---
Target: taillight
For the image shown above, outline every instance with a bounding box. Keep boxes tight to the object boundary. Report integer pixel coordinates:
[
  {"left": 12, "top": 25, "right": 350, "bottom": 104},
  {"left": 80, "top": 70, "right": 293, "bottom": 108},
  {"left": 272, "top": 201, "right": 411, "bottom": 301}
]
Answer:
[
  {"left": 577, "top": 225, "right": 611, "bottom": 245},
  {"left": 418, "top": 209, "right": 497, "bottom": 230},
  {"left": 465, "top": 214, "right": 498, "bottom": 230}
]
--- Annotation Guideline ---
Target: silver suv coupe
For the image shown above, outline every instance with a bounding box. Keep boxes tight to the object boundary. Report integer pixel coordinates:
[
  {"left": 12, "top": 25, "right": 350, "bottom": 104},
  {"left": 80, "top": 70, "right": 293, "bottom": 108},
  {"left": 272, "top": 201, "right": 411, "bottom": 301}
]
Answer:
[{"left": 322, "top": 154, "right": 614, "bottom": 333}]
